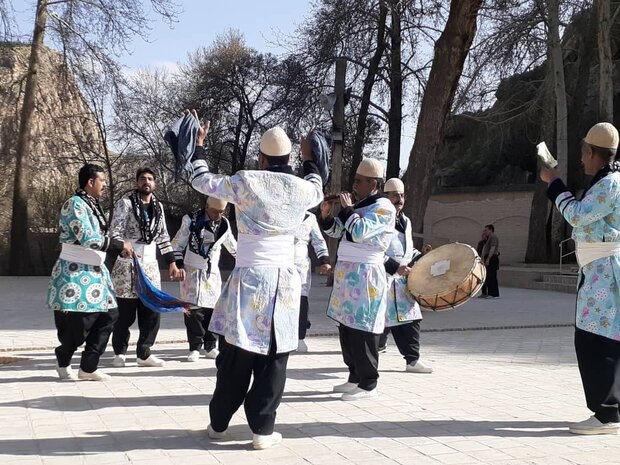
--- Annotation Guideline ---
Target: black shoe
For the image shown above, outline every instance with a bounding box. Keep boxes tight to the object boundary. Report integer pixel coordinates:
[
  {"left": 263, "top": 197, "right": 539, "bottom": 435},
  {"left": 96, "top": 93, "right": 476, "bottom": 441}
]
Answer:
[{"left": 378, "top": 346, "right": 387, "bottom": 353}]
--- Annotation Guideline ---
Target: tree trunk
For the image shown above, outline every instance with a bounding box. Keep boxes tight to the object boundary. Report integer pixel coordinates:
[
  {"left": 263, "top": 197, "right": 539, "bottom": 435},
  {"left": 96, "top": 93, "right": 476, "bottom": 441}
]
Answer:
[
  {"left": 347, "top": 0, "right": 388, "bottom": 189},
  {"left": 9, "top": 0, "right": 48, "bottom": 275},
  {"left": 548, "top": 0, "right": 568, "bottom": 261},
  {"left": 598, "top": 0, "right": 614, "bottom": 122},
  {"left": 403, "top": 0, "right": 483, "bottom": 245},
  {"left": 386, "top": 1, "right": 403, "bottom": 180}
]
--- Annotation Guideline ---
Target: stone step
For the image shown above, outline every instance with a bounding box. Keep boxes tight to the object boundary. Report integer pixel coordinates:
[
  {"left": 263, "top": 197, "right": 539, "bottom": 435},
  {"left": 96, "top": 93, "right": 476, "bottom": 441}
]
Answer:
[
  {"left": 542, "top": 274, "right": 578, "bottom": 285},
  {"left": 530, "top": 281, "right": 576, "bottom": 294}
]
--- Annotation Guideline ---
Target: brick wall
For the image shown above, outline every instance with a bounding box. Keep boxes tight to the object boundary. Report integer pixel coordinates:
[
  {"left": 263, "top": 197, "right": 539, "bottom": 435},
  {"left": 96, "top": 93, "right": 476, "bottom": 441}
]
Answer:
[{"left": 423, "top": 189, "right": 534, "bottom": 264}]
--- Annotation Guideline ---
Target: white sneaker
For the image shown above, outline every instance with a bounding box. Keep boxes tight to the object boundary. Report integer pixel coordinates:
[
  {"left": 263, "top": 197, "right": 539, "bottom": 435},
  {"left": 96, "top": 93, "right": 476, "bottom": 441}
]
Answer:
[
  {"left": 252, "top": 432, "right": 282, "bottom": 450},
  {"left": 187, "top": 350, "right": 200, "bottom": 362},
  {"left": 137, "top": 355, "right": 165, "bottom": 367},
  {"left": 56, "top": 365, "right": 77, "bottom": 380},
  {"left": 112, "top": 354, "right": 126, "bottom": 367},
  {"left": 341, "top": 387, "right": 379, "bottom": 401},
  {"left": 406, "top": 360, "right": 434, "bottom": 373},
  {"left": 569, "top": 416, "right": 620, "bottom": 435},
  {"left": 297, "top": 340, "right": 308, "bottom": 353},
  {"left": 206, "top": 424, "right": 227, "bottom": 439},
  {"left": 204, "top": 348, "right": 219, "bottom": 359},
  {"left": 333, "top": 381, "right": 358, "bottom": 393},
  {"left": 78, "top": 369, "right": 111, "bottom": 381}
]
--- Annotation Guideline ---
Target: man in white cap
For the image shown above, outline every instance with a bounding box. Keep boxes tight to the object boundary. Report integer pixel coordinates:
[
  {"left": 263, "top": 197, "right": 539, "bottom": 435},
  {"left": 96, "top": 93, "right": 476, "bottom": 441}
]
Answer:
[
  {"left": 171, "top": 196, "right": 237, "bottom": 362},
  {"left": 188, "top": 112, "right": 323, "bottom": 449},
  {"left": 319, "top": 158, "right": 396, "bottom": 401},
  {"left": 379, "top": 178, "right": 433, "bottom": 373},
  {"left": 541, "top": 122, "right": 620, "bottom": 435}
]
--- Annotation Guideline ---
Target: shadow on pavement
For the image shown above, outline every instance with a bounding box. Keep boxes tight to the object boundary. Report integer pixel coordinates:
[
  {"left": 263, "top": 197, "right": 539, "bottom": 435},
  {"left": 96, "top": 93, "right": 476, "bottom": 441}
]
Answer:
[{"left": 0, "top": 419, "right": 572, "bottom": 457}]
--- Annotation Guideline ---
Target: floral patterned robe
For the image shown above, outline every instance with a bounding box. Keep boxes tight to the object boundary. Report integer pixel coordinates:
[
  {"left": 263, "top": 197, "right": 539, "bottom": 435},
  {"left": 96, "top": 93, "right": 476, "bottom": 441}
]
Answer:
[
  {"left": 47, "top": 195, "right": 120, "bottom": 313},
  {"left": 190, "top": 154, "right": 324, "bottom": 355},
  {"left": 548, "top": 167, "right": 620, "bottom": 341},
  {"left": 321, "top": 193, "right": 396, "bottom": 334}
]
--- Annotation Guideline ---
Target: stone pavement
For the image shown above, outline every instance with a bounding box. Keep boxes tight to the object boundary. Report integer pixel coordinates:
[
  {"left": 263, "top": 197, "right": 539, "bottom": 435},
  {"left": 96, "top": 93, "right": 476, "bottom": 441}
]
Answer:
[
  {"left": 2, "top": 277, "right": 619, "bottom": 465},
  {"left": 0, "top": 276, "right": 576, "bottom": 352}
]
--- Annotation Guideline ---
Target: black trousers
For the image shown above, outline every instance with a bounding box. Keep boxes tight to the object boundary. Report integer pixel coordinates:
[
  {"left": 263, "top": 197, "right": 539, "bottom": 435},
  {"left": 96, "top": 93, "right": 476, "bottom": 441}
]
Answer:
[
  {"left": 54, "top": 309, "right": 118, "bottom": 373},
  {"left": 209, "top": 336, "right": 289, "bottom": 435},
  {"left": 338, "top": 324, "right": 380, "bottom": 391},
  {"left": 298, "top": 296, "right": 311, "bottom": 340},
  {"left": 379, "top": 320, "right": 421, "bottom": 364},
  {"left": 184, "top": 307, "right": 217, "bottom": 352},
  {"left": 574, "top": 328, "right": 620, "bottom": 423},
  {"left": 112, "top": 298, "right": 160, "bottom": 360},
  {"left": 482, "top": 255, "right": 500, "bottom": 297}
]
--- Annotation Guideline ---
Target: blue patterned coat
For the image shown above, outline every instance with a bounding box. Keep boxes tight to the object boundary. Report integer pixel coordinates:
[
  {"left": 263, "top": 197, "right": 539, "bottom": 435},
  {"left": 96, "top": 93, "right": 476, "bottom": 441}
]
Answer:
[
  {"left": 384, "top": 212, "right": 423, "bottom": 326},
  {"left": 548, "top": 167, "right": 620, "bottom": 341},
  {"left": 190, "top": 152, "right": 324, "bottom": 355},
  {"left": 321, "top": 194, "right": 396, "bottom": 333},
  {"left": 294, "top": 212, "right": 329, "bottom": 297},
  {"left": 47, "top": 195, "right": 121, "bottom": 313}
]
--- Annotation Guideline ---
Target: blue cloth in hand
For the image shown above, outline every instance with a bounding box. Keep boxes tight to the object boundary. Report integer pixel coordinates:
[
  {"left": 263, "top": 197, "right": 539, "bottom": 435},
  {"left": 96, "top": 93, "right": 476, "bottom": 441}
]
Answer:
[
  {"left": 164, "top": 113, "right": 201, "bottom": 179},
  {"left": 133, "top": 254, "right": 188, "bottom": 313}
]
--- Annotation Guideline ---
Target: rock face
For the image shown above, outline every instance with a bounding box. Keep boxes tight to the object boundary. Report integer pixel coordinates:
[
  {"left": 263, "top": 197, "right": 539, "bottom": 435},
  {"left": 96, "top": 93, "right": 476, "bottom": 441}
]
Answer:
[
  {"left": 437, "top": 8, "right": 620, "bottom": 192},
  {"left": 0, "top": 43, "right": 102, "bottom": 274}
]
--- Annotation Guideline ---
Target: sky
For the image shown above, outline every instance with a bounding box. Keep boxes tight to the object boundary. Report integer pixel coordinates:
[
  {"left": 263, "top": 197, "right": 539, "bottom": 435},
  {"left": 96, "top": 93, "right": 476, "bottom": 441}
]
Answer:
[{"left": 12, "top": 0, "right": 414, "bottom": 170}]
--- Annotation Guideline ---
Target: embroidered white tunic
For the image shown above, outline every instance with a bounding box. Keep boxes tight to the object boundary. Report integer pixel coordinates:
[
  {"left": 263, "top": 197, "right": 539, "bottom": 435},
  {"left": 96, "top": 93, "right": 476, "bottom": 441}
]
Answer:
[
  {"left": 190, "top": 157, "right": 324, "bottom": 355},
  {"left": 109, "top": 196, "right": 174, "bottom": 299},
  {"left": 294, "top": 213, "right": 329, "bottom": 297},
  {"left": 384, "top": 212, "right": 422, "bottom": 326},
  {"left": 171, "top": 213, "right": 237, "bottom": 308},
  {"left": 322, "top": 194, "right": 396, "bottom": 334}
]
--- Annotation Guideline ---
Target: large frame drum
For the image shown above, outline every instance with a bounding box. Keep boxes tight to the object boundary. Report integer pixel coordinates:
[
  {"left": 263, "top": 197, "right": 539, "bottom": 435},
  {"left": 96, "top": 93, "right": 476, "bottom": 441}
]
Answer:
[{"left": 407, "top": 243, "right": 486, "bottom": 311}]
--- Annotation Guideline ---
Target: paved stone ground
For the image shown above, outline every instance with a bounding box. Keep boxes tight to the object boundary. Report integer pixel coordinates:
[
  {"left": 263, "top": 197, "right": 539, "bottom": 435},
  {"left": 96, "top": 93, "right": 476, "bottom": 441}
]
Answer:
[{"left": 2, "top": 277, "right": 619, "bottom": 465}]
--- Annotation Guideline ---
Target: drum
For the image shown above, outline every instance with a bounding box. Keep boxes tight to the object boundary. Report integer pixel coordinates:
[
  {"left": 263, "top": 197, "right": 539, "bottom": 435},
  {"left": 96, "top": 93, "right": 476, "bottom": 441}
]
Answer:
[{"left": 407, "top": 242, "right": 486, "bottom": 311}]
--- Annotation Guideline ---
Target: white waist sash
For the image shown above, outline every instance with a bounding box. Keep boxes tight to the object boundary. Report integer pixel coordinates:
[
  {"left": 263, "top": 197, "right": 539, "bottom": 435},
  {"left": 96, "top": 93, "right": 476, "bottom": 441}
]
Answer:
[
  {"left": 130, "top": 240, "right": 157, "bottom": 263},
  {"left": 338, "top": 241, "right": 384, "bottom": 264},
  {"left": 59, "top": 243, "right": 106, "bottom": 266},
  {"left": 235, "top": 233, "right": 295, "bottom": 267},
  {"left": 184, "top": 250, "right": 210, "bottom": 270},
  {"left": 576, "top": 242, "right": 620, "bottom": 267}
]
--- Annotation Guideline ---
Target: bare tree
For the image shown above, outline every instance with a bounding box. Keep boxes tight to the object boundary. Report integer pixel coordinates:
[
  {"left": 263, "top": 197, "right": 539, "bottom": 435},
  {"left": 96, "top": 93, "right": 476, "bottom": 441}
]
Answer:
[
  {"left": 8, "top": 0, "right": 178, "bottom": 275},
  {"left": 403, "top": 0, "right": 484, "bottom": 243},
  {"left": 597, "top": 0, "right": 613, "bottom": 121}
]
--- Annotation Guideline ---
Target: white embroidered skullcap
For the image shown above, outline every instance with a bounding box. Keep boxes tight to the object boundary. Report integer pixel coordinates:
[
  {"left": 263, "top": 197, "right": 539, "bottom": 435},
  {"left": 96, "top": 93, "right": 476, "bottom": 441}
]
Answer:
[
  {"left": 259, "top": 127, "right": 292, "bottom": 157},
  {"left": 584, "top": 122, "right": 619, "bottom": 150},
  {"left": 207, "top": 197, "right": 227, "bottom": 210},
  {"left": 356, "top": 158, "right": 384, "bottom": 179},
  {"left": 384, "top": 178, "right": 405, "bottom": 193}
]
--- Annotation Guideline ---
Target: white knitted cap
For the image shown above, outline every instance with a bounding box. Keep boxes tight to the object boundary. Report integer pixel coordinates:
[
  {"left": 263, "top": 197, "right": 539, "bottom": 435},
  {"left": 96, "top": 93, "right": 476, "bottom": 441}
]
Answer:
[
  {"left": 384, "top": 178, "right": 405, "bottom": 193},
  {"left": 584, "top": 122, "right": 619, "bottom": 150},
  {"left": 207, "top": 197, "right": 227, "bottom": 210},
  {"left": 259, "top": 127, "right": 292, "bottom": 156},
  {"left": 356, "top": 158, "right": 384, "bottom": 178}
]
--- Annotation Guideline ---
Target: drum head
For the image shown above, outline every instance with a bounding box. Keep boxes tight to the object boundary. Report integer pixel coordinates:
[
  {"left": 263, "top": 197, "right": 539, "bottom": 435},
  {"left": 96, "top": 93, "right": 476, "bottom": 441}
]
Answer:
[{"left": 407, "top": 243, "right": 481, "bottom": 309}]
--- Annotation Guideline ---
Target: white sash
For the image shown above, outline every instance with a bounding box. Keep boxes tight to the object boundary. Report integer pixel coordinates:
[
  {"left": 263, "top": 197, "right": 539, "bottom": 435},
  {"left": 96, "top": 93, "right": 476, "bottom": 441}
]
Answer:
[
  {"left": 337, "top": 240, "right": 384, "bottom": 264},
  {"left": 59, "top": 243, "right": 106, "bottom": 266},
  {"left": 129, "top": 240, "right": 157, "bottom": 263},
  {"left": 575, "top": 242, "right": 620, "bottom": 268},
  {"left": 235, "top": 233, "right": 295, "bottom": 267},
  {"left": 184, "top": 250, "right": 210, "bottom": 270}
]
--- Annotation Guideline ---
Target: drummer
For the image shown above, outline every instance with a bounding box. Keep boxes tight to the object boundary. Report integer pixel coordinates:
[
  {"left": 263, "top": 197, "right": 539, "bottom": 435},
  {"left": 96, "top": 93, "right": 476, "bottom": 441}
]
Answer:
[
  {"left": 379, "top": 178, "right": 433, "bottom": 373},
  {"left": 319, "top": 159, "right": 395, "bottom": 401}
]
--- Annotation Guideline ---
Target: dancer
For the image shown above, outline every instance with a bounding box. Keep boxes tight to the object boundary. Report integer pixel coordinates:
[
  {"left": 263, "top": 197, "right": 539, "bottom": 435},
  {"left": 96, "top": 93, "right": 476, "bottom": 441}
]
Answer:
[
  {"left": 110, "top": 167, "right": 179, "bottom": 368},
  {"left": 171, "top": 196, "right": 237, "bottom": 361},
  {"left": 48, "top": 164, "right": 131, "bottom": 381},
  {"left": 294, "top": 211, "right": 331, "bottom": 352},
  {"left": 378, "top": 178, "right": 433, "bottom": 373},
  {"left": 541, "top": 122, "right": 620, "bottom": 435},
  {"left": 189, "top": 113, "right": 323, "bottom": 449},
  {"left": 320, "top": 158, "right": 395, "bottom": 401}
]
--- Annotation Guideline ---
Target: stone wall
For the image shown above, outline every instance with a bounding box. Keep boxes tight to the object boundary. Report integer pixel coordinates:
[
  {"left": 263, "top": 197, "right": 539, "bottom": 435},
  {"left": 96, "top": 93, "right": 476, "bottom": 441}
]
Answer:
[{"left": 423, "top": 187, "right": 535, "bottom": 264}]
